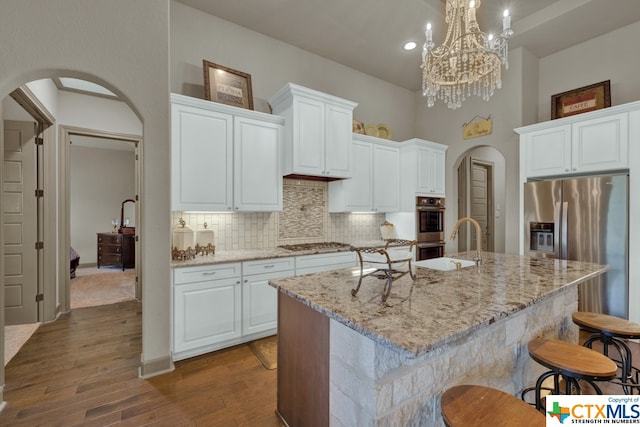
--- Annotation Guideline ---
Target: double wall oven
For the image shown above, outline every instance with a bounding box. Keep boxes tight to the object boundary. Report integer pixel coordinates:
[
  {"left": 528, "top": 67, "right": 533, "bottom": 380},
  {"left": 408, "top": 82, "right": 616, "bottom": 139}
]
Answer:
[{"left": 416, "top": 196, "right": 445, "bottom": 260}]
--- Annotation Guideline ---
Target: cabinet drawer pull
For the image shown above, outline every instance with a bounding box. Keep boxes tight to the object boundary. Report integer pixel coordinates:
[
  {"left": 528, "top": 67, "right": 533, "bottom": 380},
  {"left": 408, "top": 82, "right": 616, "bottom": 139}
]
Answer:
[
  {"left": 201, "top": 272, "right": 217, "bottom": 276},
  {"left": 263, "top": 264, "right": 275, "bottom": 269}
]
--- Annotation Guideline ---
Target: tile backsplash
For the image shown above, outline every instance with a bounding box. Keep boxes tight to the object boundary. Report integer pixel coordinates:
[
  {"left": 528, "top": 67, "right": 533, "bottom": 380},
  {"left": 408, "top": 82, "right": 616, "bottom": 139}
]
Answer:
[{"left": 172, "top": 178, "right": 386, "bottom": 251}]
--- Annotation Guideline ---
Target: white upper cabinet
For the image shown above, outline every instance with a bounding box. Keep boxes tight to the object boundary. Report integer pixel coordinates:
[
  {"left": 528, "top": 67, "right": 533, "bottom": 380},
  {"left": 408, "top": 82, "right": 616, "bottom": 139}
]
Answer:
[
  {"left": 171, "top": 99, "right": 233, "bottom": 211},
  {"left": 269, "top": 83, "right": 357, "bottom": 179},
  {"left": 397, "top": 139, "right": 448, "bottom": 211},
  {"left": 328, "top": 138, "right": 372, "bottom": 212},
  {"left": 523, "top": 125, "right": 572, "bottom": 178},
  {"left": 233, "top": 115, "right": 283, "bottom": 211},
  {"left": 572, "top": 113, "right": 628, "bottom": 173},
  {"left": 372, "top": 140, "right": 401, "bottom": 212},
  {"left": 329, "top": 134, "right": 400, "bottom": 213},
  {"left": 517, "top": 109, "right": 629, "bottom": 179},
  {"left": 171, "top": 93, "right": 284, "bottom": 212}
]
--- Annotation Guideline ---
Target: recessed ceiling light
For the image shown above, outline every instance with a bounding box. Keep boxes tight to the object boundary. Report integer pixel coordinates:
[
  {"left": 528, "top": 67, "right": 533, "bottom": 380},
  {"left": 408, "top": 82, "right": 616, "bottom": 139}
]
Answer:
[{"left": 403, "top": 41, "right": 417, "bottom": 51}]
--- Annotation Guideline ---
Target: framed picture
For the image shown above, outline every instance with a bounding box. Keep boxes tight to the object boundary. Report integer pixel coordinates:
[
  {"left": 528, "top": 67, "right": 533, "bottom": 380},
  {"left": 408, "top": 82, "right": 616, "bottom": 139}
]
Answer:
[
  {"left": 551, "top": 80, "right": 610, "bottom": 119},
  {"left": 203, "top": 60, "right": 254, "bottom": 110}
]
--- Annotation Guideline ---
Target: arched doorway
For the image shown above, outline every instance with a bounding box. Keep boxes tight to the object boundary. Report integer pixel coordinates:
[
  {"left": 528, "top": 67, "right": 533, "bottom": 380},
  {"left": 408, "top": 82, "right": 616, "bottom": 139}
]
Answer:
[
  {"left": 1, "top": 74, "right": 144, "bottom": 369},
  {"left": 454, "top": 145, "right": 507, "bottom": 253}
]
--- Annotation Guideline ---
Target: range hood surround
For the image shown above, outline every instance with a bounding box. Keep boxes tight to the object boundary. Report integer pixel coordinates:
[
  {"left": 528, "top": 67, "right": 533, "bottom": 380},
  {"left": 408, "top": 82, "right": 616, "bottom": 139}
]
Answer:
[
  {"left": 284, "top": 173, "right": 346, "bottom": 182},
  {"left": 270, "top": 82, "right": 357, "bottom": 180}
]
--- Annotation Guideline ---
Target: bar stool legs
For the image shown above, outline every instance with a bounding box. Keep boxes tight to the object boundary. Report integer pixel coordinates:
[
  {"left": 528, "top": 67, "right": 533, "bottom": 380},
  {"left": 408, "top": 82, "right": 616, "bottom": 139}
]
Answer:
[{"left": 572, "top": 312, "right": 640, "bottom": 394}]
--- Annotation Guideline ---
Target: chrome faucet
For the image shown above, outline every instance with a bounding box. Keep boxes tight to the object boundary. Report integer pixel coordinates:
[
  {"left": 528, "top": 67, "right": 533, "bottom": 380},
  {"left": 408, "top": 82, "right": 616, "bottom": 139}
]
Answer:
[{"left": 450, "top": 217, "right": 482, "bottom": 266}]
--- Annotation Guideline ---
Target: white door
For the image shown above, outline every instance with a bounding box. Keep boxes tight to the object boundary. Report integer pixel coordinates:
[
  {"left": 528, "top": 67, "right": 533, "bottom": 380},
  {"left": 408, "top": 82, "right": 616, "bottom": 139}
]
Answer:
[{"left": 3, "top": 120, "right": 38, "bottom": 325}]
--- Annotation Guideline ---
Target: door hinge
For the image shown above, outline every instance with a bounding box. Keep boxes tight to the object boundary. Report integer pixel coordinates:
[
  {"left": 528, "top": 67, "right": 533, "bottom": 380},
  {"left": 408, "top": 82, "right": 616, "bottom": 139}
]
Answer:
[
  {"left": 35, "top": 241, "right": 44, "bottom": 250},
  {"left": 35, "top": 189, "right": 44, "bottom": 198},
  {"left": 35, "top": 293, "right": 44, "bottom": 302},
  {"left": 135, "top": 235, "right": 139, "bottom": 242},
  {"left": 35, "top": 137, "right": 44, "bottom": 146},
  {"left": 135, "top": 276, "right": 139, "bottom": 283},
  {"left": 135, "top": 154, "right": 139, "bottom": 160},
  {"left": 135, "top": 195, "right": 139, "bottom": 201}
]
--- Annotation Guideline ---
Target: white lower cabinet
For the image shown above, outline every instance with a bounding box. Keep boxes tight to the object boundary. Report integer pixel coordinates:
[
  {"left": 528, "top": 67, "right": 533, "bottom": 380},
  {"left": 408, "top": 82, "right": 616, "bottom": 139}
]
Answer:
[
  {"left": 242, "top": 257, "right": 294, "bottom": 335},
  {"left": 173, "top": 263, "right": 242, "bottom": 359},
  {"left": 173, "top": 253, "right": 356, "bottom": 360},
  {"left": 173, "top": 258, "right": 294, "bottom": 361}
]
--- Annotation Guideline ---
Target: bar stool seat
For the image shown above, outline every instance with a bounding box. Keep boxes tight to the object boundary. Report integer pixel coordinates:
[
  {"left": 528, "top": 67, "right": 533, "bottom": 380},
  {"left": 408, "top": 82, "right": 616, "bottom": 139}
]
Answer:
[
  {"left": 523, "top": 338, "right": 617, "bottom": 410},
  {"left": 572, "top": 311, "right": 640, "bottom": 394},
  {"left": 442, "top": 385, "right": 545, "bottom": 427}
]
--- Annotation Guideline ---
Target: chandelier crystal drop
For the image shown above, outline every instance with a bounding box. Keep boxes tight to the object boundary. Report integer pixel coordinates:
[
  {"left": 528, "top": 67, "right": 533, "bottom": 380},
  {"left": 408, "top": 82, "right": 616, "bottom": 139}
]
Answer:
[{"left": 421, "top": 0, "right": 513, "bottom": 109}]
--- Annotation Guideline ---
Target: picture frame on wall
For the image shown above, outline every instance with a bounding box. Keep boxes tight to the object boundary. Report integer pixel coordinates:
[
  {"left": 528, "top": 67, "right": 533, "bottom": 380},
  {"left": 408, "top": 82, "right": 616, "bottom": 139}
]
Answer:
[
  {"left": 203, "top": 60, "right": 254, "bottom": 110},
  {"left": 551, "top": 80, "right": 611, "bottom": 120}
]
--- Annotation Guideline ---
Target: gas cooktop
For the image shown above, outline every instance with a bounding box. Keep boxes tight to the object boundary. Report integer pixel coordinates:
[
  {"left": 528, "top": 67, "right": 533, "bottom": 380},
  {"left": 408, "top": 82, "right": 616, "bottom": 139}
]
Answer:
[{"left": 277, "top": 242, "right": 351, "bottom": 252}]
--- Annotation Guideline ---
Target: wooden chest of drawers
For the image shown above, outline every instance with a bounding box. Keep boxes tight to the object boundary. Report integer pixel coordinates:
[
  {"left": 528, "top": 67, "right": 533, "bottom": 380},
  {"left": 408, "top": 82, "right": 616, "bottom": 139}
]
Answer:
[{"left": 97, "top": 232, "right": 135, "bottom": 270}]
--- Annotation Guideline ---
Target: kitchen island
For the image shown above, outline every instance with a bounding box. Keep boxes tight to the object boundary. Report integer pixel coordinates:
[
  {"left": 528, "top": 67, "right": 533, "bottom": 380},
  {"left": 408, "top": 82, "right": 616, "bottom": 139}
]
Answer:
[{"left": 269, "top": 252, "right": 609, "bottom": 426}]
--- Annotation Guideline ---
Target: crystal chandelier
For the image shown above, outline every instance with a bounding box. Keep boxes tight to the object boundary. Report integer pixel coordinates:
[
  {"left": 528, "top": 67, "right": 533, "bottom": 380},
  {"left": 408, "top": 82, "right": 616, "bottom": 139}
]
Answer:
[{"left": 421, "top": 0, "right": 513, "bottom": 109}]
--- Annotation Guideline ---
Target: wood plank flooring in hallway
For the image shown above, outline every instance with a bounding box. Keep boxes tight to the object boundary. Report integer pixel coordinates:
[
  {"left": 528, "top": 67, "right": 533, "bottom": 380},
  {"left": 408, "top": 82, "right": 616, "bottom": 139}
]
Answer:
[{"left": 0, "top": 301, "right": 280, "bottom": 426}]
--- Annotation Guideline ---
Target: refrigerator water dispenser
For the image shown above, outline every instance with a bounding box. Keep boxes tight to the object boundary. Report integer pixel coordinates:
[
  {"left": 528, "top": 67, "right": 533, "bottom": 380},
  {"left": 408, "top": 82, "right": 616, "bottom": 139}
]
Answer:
[{"left": 529, "top": 222, "right": 554, "bottom": 253}]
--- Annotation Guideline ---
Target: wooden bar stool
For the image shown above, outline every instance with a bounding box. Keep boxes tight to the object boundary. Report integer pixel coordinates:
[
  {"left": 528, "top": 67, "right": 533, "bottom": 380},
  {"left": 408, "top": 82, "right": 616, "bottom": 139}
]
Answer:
[
  {"left": 522, "top": 338, "right": 617, "bottom": 410},
  {"left": 441, "top": 385, "right": 545, "bottom": 427},
  {"left": 572, "top": 311, "right": 640, "bottom": 394}
]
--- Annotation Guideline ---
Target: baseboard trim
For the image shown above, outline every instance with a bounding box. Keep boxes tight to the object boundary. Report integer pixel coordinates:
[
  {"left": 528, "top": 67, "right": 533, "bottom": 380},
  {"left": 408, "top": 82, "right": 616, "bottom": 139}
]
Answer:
[
  {"left": 0, "top": 400, "right": 6, "bottom": 414},
  {"left": 78, "top": 262, "right": 97, "bottom": 268},
  {"left": 138, "top": 355, "right": 174, "bottom": 379}
]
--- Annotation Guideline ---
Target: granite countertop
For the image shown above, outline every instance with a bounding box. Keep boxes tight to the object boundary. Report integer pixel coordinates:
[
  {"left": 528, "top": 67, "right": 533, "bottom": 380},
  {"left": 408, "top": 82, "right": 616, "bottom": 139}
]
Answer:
[
  {"left": 170, "top": 240, "right": 388, "bottom": 268},
  {"left": 269, "top": 252, "right": 609, "bottom": 358}
]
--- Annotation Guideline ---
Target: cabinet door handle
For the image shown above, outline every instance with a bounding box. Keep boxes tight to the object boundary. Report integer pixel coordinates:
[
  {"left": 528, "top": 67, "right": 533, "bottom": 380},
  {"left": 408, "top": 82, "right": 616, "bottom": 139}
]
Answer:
[{"left": 244, "top": 279, "right": 248, "bottom": 283}]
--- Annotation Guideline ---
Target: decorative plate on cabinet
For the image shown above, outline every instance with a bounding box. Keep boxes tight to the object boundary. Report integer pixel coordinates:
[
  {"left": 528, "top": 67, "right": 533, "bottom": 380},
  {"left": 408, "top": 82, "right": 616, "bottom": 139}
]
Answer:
[
  {"left": 365, "top": 124, "right": 378, "bottom": 136},
  {"left": 377, "top": 124, "right": 392, "bottom": 139}
]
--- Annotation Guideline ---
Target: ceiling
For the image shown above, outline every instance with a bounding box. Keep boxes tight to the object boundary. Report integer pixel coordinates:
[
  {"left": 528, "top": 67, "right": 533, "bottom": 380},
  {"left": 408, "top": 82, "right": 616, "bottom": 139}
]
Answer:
[{"left": 176, "top": 0, "right": 640, "bottom": 92}]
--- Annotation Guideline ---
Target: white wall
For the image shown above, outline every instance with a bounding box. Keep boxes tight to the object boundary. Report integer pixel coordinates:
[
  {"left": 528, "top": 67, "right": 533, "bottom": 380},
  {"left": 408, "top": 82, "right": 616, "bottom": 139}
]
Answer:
[
  {"left": 0, "top": 0, "right": 171, "bottom": 385},
  {"left": 26, "top": 79, "right": 59, "bottom": 118},
  {"left": 70, "top": 145, "right": 135, "bottom": 265},
  {"left": 2, "top": 97, "right": 36, "bottom": 121},
  {"left": 57, "top": 90, "right": 143, "bottom": 135},
  {"left": 538, "top": 20, "right": 640, "bottom": 122},
  {"left": 413, "top": 48, "right": 533, "bottom": 255},
  {"left": 170, "top": 2, "right": 417, "bottom": 141}
]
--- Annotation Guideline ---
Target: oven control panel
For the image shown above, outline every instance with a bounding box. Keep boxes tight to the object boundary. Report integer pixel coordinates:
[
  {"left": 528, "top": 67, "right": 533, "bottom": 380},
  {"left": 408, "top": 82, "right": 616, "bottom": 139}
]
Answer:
[{"left": 417, "top": 197, "right": 445, "bottom": 208}]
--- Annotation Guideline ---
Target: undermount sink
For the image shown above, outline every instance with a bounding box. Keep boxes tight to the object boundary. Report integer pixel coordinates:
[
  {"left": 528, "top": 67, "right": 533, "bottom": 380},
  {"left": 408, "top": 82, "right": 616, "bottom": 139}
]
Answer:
[{"left": 415, "top": 257, "right": 476, "bottom": 271}]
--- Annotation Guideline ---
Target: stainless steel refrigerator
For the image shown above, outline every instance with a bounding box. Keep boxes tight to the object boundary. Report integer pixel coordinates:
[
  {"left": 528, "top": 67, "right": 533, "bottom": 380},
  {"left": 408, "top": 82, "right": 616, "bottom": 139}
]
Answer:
[{"left": 523, "top": 174, "right": 629, "bottom": 318}]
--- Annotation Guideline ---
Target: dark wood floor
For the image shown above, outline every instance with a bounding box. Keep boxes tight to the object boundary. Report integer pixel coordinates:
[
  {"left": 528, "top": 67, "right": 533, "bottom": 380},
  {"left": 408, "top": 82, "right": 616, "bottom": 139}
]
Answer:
[
  {"left": 2, "top": 301, "right": 638, "bottom": 426},
  {"left": 0, "top": 301, "right": 280, "bottom": 426}
]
